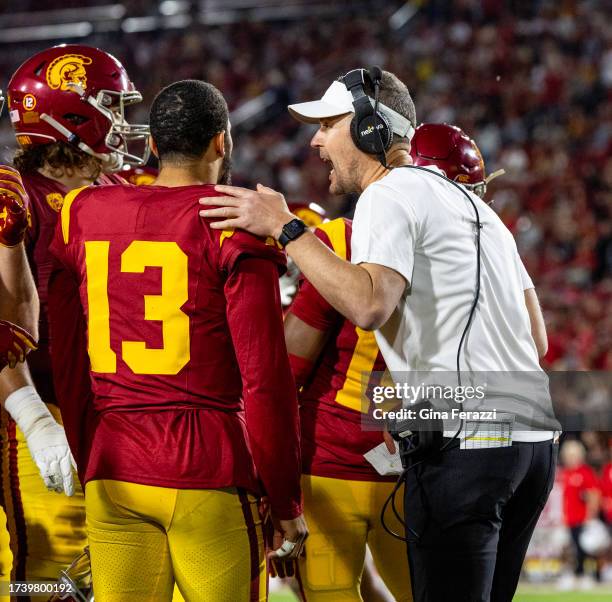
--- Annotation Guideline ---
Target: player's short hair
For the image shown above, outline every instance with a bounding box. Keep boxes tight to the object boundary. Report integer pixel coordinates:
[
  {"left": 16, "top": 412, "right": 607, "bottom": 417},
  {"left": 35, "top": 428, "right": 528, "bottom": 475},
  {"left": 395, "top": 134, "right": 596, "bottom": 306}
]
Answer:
[
  {"left": 150, "top": 80, "right": 229, "bottom": 164},
  {"left": 363, "top": 70, "right": 416, "bottom": 146},
  {"left": 13, "top": 141, "right": 101, "bottom": 179}
]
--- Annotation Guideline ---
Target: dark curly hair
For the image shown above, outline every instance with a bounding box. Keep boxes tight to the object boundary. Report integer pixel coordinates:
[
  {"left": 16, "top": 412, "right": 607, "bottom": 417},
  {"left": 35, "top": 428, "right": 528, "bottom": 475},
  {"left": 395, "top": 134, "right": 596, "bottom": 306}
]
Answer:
[{"left": 13, "top": 141, "right": 101, "bottom": 180}]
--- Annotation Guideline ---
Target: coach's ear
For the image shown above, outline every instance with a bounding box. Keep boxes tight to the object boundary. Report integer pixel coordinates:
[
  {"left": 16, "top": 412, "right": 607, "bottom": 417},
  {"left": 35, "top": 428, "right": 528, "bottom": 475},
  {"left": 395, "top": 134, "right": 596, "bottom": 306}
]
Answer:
[{"left": 149, "top": 136, "right": 158, "bottom": 158}]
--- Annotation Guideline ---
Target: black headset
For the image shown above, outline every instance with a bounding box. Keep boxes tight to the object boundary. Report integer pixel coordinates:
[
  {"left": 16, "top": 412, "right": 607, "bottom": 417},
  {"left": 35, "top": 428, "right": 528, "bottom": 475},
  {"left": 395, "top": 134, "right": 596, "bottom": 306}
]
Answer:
[{"left": 342, "top": 66, "right": 393, "bottom": 158}]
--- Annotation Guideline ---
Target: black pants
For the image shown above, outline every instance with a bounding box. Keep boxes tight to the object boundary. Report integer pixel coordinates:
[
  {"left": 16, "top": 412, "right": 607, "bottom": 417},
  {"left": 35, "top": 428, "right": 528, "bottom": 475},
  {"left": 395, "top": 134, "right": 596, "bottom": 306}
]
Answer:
[
  {"left": 569, "top": 524, "right": 601, "bottom": 579},
  {"left": 404, "top": 440, "right": 557, "bottom": 602}
]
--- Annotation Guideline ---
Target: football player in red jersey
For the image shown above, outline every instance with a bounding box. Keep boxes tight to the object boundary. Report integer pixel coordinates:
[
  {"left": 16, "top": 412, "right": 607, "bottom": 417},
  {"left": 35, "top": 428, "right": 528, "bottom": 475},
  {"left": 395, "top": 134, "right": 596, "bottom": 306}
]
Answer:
[
  {"left": 277, "top": 215, "right": 413, "bottom": 601},
  {"left": 0, "top": 158, "right": 73, "bottom": 592},
  {"left": 0, "top": 44, "right": 149, "bottom": 586},
  {"left": 0, "top": 164, "right": 38, "bottom": 371},
  {"left": 279, "top": 202, "right": 326, "bottom": 308},
  {"left": 49, "top": 79, "right": 306, "bottom": 601}
]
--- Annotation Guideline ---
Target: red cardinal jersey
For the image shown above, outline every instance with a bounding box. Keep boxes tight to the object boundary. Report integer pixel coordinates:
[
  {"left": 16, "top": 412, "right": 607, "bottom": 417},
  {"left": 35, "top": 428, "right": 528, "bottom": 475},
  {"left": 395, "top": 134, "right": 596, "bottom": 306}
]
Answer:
[
  {"left": 289, "top": 218, "right": 391, "bottom": 481},
  {"left": 49, "top": 183, "right": 302, "bottom": 519},
  {"left": 21, "top": 170, "right": 123, "bottom": 403},
  {"left": 561, "top": 464, "right": 600, "bottom": 528}
]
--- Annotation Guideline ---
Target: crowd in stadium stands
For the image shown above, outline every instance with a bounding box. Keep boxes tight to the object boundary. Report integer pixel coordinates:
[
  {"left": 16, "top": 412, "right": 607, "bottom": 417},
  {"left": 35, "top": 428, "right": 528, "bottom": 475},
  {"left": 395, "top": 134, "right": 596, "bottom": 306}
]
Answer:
[{"left": 1, "top": 5, "right": 609, "bottom": 374}]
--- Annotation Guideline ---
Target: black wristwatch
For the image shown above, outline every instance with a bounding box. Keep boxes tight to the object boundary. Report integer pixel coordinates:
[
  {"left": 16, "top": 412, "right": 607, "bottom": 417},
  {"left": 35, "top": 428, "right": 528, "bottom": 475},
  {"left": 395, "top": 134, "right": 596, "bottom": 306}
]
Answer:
[{"left": 278, "top": 218, "right": 307, "bottom": 248}]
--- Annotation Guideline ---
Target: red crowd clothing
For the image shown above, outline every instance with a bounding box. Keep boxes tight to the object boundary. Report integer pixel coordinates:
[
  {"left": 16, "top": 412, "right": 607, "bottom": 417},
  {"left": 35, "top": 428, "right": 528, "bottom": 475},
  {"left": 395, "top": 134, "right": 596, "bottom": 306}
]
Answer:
[
  {"left": 561, "top": 463, "right": 600, "bottom": 527},
  {"left": 49, "top": 182, "right": 302, "bottom": 519},
  {"left": 601, "top": 462, "right": 612, "bottom": 524},
  {"left": 289, "top": 218, "right": 391, "bottom": 482}
]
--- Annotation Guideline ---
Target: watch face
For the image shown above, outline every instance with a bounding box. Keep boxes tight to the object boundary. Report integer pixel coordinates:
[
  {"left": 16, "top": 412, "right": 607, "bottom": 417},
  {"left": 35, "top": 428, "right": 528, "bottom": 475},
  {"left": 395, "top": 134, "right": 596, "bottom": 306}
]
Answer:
[{"left": 286, "top": 219, "right": 304, "bottom": 237}]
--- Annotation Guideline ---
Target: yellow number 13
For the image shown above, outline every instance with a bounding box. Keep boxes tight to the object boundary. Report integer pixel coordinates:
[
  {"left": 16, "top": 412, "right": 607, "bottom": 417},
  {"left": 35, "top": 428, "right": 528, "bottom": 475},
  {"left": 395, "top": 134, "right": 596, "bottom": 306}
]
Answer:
[{"left": 85, "top": 240, "right": 190, "bottom": 375}]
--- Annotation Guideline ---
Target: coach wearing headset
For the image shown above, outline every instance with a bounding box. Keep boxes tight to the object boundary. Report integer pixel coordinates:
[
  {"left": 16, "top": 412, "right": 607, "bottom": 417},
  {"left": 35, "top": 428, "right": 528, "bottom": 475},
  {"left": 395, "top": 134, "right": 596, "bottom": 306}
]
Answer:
[{"left": 200, "top": 68, "right": 558, "bottom": 602}]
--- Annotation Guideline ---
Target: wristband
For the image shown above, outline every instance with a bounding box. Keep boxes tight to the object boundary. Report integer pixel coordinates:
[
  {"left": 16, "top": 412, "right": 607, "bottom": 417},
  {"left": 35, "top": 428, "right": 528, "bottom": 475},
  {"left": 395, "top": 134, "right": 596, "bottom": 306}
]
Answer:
[{"left": 4, "top": 385, "right": 54, "bottom": 438}]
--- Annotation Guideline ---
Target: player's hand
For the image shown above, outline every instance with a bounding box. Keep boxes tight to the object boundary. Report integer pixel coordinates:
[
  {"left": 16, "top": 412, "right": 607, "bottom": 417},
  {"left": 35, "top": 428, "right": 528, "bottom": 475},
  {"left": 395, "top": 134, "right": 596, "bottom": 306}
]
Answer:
[
  {"left": 0, "top": 166, "right": 29, "bottom": 247},
  {"left": 260, "top": 498, "right": 296, "bottom": 578},
  {"left": 4, "top": 386, "right": 75, "bottom": 497},
  {"left": 267, "top": 512, "right": 308, "bottom": 573},
  {"left": 0, "top": 319, "right": 37, "bottom": 372},
  {"left": 383, "top": 428, "right": 396, "bottom": 454},
  {"left": 199, "top": 183, "right": 294, "bottom": 240},
  {"left": 26, "top": 420, "right": 75, "bottom": 497}
]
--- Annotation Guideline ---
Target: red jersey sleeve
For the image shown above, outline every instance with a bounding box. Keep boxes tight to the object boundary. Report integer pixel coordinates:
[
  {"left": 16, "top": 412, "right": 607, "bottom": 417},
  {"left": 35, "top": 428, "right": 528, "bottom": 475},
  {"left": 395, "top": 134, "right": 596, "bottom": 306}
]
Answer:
[
  {"left": 224, "top": 255, "right": 302, "bottom": 519},
  {"left": 218, "top": 229, "right": 287, "bottom": 275},
  {"left": 582, "top": 465, "right": 600, "bottom": 491},
  {"left": 289, "top": 224, "right": 342, "bottom": 331},
  {"left": 48, "top": 192, "right": 94, "bottom": 479}
]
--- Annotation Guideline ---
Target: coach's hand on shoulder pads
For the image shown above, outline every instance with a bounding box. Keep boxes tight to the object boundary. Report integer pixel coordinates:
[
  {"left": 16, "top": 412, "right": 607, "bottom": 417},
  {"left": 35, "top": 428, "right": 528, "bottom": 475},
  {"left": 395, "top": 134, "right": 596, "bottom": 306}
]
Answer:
[
  {"left": 0, "top": 165, "right": 29, "bottom": 247},
  {"left": 200, "top": 183, "right": 295, "bottom": 240},
  {"left": 3, "top": 386, "right": 75, "bottom": 496}
]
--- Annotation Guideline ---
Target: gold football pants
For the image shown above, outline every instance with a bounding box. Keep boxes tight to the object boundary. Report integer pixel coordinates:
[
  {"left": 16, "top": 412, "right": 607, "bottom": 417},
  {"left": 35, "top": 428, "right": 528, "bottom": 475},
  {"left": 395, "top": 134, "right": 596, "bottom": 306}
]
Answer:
[
  {"left": 297, "top": 474, "right": 412, "bottom": 601},
  {"left": 0, "top": 404, "right": 86, "bottom": 591},
  {"left": 85, "top": 480, "right": 266, "bottom": 602}
]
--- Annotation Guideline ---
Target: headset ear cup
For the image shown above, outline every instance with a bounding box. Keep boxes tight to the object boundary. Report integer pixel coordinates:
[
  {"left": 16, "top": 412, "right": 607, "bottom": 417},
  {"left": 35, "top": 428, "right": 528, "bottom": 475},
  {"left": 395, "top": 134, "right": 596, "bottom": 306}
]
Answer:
[
  {"left": 350, "top": 114, "right": 362, "bottom": 151},
  {"left": 353, "top": 111, "right": 392, "bottom": 155}
]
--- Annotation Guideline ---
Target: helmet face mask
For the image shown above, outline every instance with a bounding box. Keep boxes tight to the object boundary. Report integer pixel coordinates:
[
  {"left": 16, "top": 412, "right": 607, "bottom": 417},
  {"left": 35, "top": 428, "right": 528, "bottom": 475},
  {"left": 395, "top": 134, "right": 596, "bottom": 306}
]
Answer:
[
  {"left": 89, "top": 88, "right": 151, "bottom": 171},
  {"left": 8, "top": 44, "right": 150, "bottom": 172}
]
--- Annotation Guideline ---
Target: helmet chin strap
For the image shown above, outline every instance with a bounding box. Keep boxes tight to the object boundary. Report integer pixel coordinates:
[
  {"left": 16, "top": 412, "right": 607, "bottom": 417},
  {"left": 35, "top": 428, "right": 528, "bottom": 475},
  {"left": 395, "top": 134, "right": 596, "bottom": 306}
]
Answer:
[{"left": 39, "top": 113, "right": 119, "bottom": 171}]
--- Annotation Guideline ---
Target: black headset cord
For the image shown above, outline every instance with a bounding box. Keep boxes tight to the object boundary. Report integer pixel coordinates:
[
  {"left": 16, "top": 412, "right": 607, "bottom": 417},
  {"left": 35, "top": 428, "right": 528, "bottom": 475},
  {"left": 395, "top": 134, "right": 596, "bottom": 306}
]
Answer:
[{"left": 379, "top": 164, "right": 483, "bottom": 542}]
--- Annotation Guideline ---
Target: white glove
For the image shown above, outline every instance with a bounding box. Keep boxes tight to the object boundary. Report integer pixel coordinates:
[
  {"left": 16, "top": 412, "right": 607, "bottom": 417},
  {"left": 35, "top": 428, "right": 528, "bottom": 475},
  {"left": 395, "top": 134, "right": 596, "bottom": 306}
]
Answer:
[{"left": 4, "top": 386, "right": 75, "bottom": 496}]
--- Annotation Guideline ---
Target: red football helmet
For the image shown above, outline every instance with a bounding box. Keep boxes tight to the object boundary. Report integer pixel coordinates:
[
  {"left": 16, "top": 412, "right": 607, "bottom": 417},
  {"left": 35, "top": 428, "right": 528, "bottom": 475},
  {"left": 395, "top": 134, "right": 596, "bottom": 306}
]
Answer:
[
  {"left": 8, "top": 44, "right": 149, "bottom": 172},
  {"left": 280, "top": 202, "right": 327, "bottom": 308},
  {"left": 288, "top": 202, "right": 327, "bottom": 228},
  {"left": 120, "top": 165, "right": 158, "bottom": 186},
  {"left": 410, "top": 123, "right": 504, "bottom": 198}
]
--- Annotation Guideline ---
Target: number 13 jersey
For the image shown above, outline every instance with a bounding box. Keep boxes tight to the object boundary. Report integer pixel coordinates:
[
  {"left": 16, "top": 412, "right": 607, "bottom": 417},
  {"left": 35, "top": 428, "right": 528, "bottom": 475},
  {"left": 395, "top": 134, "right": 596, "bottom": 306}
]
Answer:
[{"left": 49, "top": 183, "right": 302, "bottom": 518}]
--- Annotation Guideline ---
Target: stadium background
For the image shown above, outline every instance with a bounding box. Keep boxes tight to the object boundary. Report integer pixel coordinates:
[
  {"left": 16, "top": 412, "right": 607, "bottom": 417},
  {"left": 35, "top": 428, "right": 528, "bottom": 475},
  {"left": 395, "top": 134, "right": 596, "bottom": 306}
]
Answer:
[{"left": 0, "top": 0, "right": 610, "bottom": 599}]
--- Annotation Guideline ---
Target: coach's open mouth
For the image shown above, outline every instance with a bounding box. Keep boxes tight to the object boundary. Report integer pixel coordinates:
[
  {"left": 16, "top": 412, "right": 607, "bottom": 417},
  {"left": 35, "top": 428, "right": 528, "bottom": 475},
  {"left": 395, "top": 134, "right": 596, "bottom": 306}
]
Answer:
[{"left": 321, "top": 155, "right": 334, "bottom": 179}]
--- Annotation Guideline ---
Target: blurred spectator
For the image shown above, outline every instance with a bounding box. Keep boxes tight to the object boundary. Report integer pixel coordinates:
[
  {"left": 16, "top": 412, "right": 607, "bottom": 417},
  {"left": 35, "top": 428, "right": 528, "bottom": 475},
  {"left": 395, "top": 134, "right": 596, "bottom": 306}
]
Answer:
[
  {"left": 602, "top": 460, "right": 612, "bottom": 526},
  {"left": 560, "top": 439, "right": 602, "bottom": 586}
]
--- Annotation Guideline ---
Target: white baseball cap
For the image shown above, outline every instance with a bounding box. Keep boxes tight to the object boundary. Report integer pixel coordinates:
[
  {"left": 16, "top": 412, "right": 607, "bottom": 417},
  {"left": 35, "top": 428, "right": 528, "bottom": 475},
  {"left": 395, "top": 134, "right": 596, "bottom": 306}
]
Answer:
[
  {"left": 288, "top": 81, "right": 354, "bottom": 123},
  {"left": 288, "top": 79, "right": 414, "bottom": 140}
]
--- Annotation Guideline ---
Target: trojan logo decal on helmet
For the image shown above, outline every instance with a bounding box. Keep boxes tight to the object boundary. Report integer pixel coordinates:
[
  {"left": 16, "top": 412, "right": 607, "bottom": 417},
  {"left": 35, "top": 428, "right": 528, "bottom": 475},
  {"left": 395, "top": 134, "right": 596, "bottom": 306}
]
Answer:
[
  {"left": 46, "top": 54, "right": 92, "bottom": 92},
  {"left": 8, "top": 44, "right": 150, "bottom": 172}
]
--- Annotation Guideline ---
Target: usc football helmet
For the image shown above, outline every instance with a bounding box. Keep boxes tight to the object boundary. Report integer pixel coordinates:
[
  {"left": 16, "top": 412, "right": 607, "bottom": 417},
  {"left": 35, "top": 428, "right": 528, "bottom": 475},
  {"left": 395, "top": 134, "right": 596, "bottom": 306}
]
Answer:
[
  {"left": 280, "top": 202, "right": 327, "bottom": 308},
  {"left": 410, "top": 123, "right": 504, "bottom": 198},
  {"left": 288, "top": 201, "right": 327, "bottom": 229},
  {"left": 8, "top": 44, "right": 150, "bottom": 172},
  {"left": 120, "top": 164, "right": 158, "bottom": 186}
]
